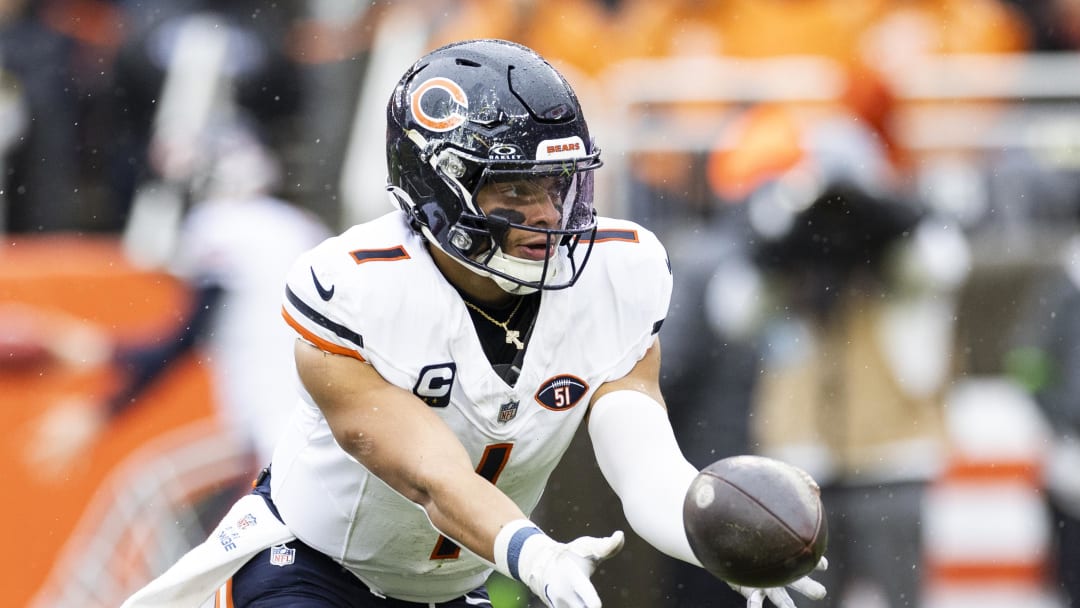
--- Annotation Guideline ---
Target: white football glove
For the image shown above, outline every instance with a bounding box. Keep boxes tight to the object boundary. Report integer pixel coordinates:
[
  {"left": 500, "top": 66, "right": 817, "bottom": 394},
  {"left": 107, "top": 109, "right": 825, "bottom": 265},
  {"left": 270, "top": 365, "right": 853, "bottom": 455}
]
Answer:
[
  {"left": 494, "top": 520, "right": 625, "bottom": 608},
  {"left": 728, "top": 557, "right": 828, "bottom": 608}
]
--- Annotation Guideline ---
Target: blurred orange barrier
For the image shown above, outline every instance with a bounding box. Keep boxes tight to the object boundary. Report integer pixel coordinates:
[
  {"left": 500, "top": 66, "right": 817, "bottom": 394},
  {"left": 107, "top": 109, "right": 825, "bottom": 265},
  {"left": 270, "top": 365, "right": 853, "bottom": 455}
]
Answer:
[
  {"left": 922, "top": 378, "right": 1061, "bottom": 608},
  {"left": 0, "top": 235, "right": 226, "bottom": 608}
]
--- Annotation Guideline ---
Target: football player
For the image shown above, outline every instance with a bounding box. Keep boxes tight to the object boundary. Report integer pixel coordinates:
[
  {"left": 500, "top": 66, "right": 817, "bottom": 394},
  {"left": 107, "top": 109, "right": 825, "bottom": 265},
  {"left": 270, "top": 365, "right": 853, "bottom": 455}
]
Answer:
[{"left": 122, "top": 39, "right": 826, "bottom": 608}]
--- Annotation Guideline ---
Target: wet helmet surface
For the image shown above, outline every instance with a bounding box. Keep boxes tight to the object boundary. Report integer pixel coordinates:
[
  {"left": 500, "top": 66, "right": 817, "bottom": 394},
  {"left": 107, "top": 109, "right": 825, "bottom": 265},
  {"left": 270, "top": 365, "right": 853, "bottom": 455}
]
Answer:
[{"left": 386, "top": 39, "right": 602, "bottom": 292}]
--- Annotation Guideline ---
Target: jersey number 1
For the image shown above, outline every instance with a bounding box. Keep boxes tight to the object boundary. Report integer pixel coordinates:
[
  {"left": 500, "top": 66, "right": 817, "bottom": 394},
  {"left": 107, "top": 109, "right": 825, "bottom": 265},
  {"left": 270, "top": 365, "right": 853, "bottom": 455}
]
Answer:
[{"left": 429, "top": 442, "right": 514, "bottom": 560}]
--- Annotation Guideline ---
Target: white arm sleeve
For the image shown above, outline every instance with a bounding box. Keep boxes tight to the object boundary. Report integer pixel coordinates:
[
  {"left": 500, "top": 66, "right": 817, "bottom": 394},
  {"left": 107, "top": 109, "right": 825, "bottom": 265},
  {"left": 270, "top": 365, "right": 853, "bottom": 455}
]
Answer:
[{"left": 587, "top": 389, "right": 702, "bottom": 566}]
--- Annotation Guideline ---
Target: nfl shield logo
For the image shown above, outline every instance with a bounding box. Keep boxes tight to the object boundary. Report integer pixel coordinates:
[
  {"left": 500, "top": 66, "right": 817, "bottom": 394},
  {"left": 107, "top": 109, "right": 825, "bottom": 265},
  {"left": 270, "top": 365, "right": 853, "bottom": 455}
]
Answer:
[
  {"left": 269, "top": 544, "right": 296, "bottom": 567},
  {"left": 498, "top": 400, "right": 519, "bottom": 423}
]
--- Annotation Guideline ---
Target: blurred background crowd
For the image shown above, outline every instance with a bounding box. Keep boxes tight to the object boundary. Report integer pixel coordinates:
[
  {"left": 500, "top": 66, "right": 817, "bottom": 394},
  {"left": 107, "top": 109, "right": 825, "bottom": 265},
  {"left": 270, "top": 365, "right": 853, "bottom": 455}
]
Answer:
[{"left": 2, "top": 1, "right": 1080, "bottom": 607}]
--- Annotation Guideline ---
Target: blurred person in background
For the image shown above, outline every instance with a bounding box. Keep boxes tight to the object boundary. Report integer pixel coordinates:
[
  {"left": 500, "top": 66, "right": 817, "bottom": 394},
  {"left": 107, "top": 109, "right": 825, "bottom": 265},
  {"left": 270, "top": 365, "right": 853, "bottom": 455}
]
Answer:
[
  {"left": 281, "top": 1, "right": 394, "bottom": 229},
  {"left": 0, "top": 0, "right": 306, "bottom": 234},
  {"left": 702, "top": 103, "right": 971, "bottom": 608},
  {"left": 106, "top": 0, "right": 304, "bottom": 232},
  {"left": 1006, "top": 229, "right": 1080, "bottom": 607},
  {"left": 607, "top": 61, "right": 917, "bottom": 607},
  {"left": 0, "top": 0, "right": 97, "bottom": 232},
  {"left": 26, "top": 116, "right": 331, "bottom": 519}
]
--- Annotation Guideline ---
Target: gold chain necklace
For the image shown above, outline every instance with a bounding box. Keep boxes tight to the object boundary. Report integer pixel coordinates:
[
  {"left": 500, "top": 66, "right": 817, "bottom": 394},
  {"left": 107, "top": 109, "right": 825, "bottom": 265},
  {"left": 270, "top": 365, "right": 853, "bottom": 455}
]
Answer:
[{"left": 464, "top": 297, "right": 526, "bottom": 350}]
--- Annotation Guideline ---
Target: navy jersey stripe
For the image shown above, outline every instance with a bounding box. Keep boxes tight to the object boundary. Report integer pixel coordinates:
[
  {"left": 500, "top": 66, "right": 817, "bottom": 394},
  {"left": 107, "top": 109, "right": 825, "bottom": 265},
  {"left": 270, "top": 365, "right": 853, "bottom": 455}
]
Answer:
[
  {"left": 586, "top": 229, "right": 639, "bottom": 243},
  {"left": 350, "top": 246, "right": 410, "bottom": 264},
  {"left": 285, "top": 286, "right": 364, "bottom": 348}
]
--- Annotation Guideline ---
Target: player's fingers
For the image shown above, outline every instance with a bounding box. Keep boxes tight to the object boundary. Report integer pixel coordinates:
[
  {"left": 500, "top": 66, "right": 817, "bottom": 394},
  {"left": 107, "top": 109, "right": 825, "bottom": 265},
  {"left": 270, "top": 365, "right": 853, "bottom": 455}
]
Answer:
[
  {"left": 745, "top": 589, "right": 765, "bottom": 608},
  {"left": 815, "top": 556, "right": 829, "bottom": 571},
  {"left": 788, "top": 575, "right": 827, "bottom": 600},
  {"left": 568, "top": 568, "right": 602, "bottom": 608},
  {"left": 765, "top": 588, "right": 797, "bottom": 608},
  {"left": 568, "top": 530, "right": 625, "bottom": 562},
  {"left": 591, "top": 530, "right": 625, "bottom": 561}
]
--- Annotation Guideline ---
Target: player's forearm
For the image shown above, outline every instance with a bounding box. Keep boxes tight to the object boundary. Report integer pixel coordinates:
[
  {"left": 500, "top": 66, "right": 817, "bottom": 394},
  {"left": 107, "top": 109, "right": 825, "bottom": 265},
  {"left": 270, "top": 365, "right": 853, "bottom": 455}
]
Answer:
[
  {"left": 416, "top": 471, "right": 529, "bottom": 563},
  {"left": 588, "top": 389, "right": 702, "bottom": 565},
  {"left": 296, "top": 342, "right": 532, "bottom": 563},
  {"left": 337, "top": 428, "right": 526, "bottom": 564},
  {"left": 331, "top": 416, "right": 521, "bottom": 562}
]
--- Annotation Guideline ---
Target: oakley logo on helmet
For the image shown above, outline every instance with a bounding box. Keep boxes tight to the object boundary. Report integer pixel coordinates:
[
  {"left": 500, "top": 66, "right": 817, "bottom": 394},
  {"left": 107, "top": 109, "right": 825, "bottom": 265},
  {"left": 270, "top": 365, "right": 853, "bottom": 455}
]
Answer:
[
  {"left": 537, "top": 136, "right": 586, "bottom": 161},
  {"left": 489, "top": 144, "right": 524, "bottom": 160},
  {"left": 410, "top": 77, "right": 468, "bottom": 132}
]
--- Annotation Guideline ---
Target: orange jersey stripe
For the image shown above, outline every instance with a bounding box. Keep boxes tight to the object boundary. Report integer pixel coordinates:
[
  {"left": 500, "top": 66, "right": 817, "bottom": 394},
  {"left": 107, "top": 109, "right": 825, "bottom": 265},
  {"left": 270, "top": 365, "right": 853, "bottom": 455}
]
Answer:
[
  {"left": 281, "top": 307, "right": 366, "bottom": 362},
  {"left": 214, "top": 578, "right": 234, "bottom": 608}
]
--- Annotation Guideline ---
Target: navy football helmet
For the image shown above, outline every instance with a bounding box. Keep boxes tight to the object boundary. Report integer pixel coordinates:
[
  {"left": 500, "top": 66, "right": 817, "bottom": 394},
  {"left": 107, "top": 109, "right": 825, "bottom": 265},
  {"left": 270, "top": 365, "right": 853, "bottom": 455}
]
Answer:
[{"left": 386, "top": 39, "right": 601, "bottom": 293}]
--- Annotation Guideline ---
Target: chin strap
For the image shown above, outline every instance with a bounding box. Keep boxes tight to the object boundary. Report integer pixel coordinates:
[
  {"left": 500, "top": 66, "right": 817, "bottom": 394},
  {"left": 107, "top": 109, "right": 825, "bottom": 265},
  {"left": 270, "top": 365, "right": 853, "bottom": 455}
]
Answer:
[
  {"left": 420, "top": 224, "right": 555, "bottom": 295},
  {"left": 485, "top": 248, "right": 552, "bottom": 294}
]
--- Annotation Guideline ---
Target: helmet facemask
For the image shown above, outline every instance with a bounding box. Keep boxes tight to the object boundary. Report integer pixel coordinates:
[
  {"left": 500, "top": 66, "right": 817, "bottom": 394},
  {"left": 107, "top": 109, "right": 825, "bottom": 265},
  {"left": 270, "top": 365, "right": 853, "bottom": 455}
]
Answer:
[{"left": 412, "top": 139, "right": 600, "bottom": 294}]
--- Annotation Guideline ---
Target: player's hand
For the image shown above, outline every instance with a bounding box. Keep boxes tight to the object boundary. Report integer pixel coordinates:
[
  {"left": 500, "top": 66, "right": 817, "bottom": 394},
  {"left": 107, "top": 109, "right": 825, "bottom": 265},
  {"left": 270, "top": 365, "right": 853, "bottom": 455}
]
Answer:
[
  {"left": 728, "top": 557, "right": 828, "bottom": 608},
  {"left": 503, "top": 525, "right": 624, "bottom": 608}
]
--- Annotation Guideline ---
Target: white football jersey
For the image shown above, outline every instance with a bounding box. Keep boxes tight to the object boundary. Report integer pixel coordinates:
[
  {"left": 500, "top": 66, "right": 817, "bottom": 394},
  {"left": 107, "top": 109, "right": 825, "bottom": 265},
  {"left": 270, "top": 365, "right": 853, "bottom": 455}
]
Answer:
[{"left": 274, "top": 211, "right": 672, "bottom": 602}]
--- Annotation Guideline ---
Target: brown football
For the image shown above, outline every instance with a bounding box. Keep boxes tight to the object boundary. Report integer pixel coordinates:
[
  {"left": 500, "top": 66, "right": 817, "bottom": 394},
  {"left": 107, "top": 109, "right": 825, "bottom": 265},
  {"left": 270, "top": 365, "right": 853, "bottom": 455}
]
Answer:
[{"left": 683, "top": 455, "right": 828, "bottom": 588}]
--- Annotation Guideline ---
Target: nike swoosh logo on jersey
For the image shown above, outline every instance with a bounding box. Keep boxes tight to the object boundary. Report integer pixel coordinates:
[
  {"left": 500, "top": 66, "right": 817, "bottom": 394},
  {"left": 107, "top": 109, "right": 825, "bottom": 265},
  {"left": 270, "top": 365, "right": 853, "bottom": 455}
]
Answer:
[{"left": 310, "top": 266, "right": 335, "bottom": 301}]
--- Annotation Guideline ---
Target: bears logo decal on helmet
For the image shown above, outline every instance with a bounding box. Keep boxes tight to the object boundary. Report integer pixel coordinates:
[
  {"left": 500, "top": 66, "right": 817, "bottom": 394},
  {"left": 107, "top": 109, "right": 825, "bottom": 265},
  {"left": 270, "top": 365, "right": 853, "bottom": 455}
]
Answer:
[
  {"left": 537, "top": 137, "right": 586, "bottom": 161},
  {"left": 409, "top": 77, "right": 469, "bottom": 133}
]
